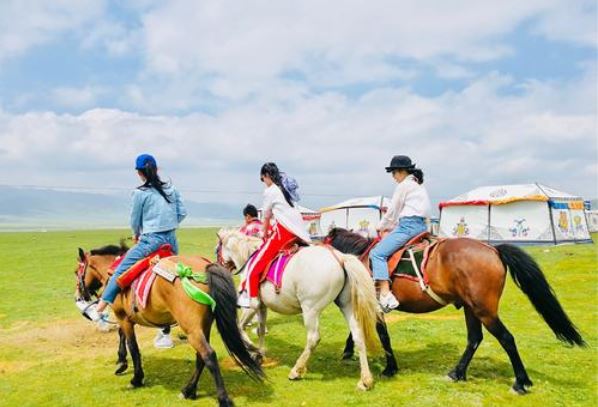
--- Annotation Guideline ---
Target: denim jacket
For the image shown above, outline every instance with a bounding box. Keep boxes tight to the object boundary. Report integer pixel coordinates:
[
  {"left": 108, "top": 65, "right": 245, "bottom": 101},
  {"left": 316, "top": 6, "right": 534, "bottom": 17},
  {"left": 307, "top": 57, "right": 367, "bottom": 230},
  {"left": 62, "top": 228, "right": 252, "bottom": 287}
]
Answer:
[{"left": 130, "top": 185, "right": 187, "bottom": 236}]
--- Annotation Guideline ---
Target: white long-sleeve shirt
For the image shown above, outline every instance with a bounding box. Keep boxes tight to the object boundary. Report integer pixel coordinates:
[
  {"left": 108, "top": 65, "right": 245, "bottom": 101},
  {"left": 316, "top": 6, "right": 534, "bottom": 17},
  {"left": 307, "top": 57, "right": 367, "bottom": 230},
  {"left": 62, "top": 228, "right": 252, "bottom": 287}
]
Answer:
[
  {"left": 263, "top": 184, "right": 312, "bottom": 243},
  {"left": 378, "top": 175, "right": 431, "bottom": 231}
]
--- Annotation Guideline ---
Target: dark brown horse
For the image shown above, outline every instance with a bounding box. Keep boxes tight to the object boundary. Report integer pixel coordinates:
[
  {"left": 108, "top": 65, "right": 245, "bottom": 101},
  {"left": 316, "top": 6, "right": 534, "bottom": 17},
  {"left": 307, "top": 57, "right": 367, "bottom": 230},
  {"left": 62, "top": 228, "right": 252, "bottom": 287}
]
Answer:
[
  {"left": 324, "top": 228, "right": 585, "bottom": 394},
  {"left": 75, "top": 243, "right": 264, "bottom": 406}
]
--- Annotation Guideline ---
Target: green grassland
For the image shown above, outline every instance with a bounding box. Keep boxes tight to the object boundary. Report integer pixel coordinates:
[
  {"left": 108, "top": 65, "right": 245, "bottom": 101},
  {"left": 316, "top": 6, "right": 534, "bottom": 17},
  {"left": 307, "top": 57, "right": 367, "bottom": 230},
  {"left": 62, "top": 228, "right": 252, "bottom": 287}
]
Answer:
[{"left": 0, "top": 229, "right": 596, "bottom": 406}]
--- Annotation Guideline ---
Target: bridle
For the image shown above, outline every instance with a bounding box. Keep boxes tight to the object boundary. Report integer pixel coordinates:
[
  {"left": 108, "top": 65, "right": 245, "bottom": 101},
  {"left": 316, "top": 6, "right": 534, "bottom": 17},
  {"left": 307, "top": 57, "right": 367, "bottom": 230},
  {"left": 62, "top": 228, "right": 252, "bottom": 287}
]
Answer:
[{"left": 76, "top": 258, "right": 94, "bottom": 302}]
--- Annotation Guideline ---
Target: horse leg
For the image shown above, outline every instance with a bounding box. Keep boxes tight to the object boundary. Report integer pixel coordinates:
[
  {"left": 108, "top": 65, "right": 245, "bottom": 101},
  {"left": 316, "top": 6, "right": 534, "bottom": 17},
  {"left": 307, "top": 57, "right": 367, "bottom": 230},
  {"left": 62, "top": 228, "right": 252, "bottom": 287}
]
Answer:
[
  {"left": 341, "top": 333, "right": 354, "bottom": 360},
  {"left": 288, "top": 309, "right": 321, "bottom": 381},
  {"left": 376, "top": 317, "right": 398, "bottom": 377},
  {"left": 187, "top": 330, "right": 233, "bottom": 407},
  {"left": 480, "top": 315, "right": 533, "bottom": 394},
  {"left": 121, "top": 320, "right": 144, "bottom": 388},
  {"left": 179, "top": 352, "right": 206, "bottom": 400},
  {"left": 115, "top": 327, "right": 128, "bottom": 375},
  {"left": 339, "top": 304, "right": 374, "bottom": 391},
  {"left": 255, "top": 304, "right": 268, "bottom": 363},
  {"left": 448, "top": 306, "right": 482, "bottom": 382}
]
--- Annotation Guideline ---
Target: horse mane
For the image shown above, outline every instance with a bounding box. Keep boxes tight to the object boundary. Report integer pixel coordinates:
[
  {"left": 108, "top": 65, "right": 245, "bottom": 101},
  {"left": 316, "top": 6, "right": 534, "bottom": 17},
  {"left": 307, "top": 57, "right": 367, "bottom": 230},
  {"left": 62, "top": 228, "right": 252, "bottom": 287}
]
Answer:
[
  {"left": 90, "top": 240, "right": 129, "bottom": 256},
  {"left": 326, "top": 228, "right": 373, "bottom": 256}
]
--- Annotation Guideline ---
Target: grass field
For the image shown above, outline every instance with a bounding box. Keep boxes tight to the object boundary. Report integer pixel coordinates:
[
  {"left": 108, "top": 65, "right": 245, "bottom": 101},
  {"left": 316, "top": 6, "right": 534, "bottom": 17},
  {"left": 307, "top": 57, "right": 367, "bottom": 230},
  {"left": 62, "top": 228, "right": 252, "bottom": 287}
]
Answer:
[{"left": 0, "top": 228, "right": 596, "bottom": 406}]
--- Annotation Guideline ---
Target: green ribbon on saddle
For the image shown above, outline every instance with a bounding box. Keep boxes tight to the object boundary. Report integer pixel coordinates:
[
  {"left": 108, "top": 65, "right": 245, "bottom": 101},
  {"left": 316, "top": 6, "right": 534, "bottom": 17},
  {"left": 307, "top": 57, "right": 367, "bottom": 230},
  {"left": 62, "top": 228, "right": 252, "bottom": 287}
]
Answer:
[{"left": 176, "top": 262, "right": 216, "bottom": 311}]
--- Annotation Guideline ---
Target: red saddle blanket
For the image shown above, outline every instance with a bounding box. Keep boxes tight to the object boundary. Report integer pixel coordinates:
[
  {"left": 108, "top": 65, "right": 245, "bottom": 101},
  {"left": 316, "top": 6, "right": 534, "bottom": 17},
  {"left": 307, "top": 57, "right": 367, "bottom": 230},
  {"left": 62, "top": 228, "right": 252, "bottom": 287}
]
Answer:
[
  {"left": 131, "top": 268, "right": 157, "bottom": 309},
  {"left": 108, "top": 244, "right": 174, "bottom": 289}
]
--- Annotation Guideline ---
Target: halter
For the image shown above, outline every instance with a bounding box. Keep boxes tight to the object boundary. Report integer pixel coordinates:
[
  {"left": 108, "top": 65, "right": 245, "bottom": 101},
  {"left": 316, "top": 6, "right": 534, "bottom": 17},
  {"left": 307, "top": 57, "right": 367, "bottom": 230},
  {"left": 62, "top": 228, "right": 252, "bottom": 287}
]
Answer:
[{"left": 76, "top": 259, "right": 93, "bottom": 301}]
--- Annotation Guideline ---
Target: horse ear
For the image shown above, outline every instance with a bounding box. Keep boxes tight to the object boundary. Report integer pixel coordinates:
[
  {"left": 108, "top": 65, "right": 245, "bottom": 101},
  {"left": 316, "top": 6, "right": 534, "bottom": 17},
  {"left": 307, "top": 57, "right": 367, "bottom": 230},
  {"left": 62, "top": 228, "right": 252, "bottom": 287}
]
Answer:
[{"left": 78, "top": 248, "right": 86, "bottom": 262}]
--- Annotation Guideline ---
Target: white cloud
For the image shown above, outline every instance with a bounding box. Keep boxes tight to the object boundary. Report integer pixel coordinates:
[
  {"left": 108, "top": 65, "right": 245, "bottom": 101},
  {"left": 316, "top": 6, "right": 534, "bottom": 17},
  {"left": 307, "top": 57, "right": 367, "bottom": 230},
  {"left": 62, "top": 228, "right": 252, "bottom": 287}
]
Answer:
[
  {"left": 51, "top": 86, "right": 107, "bottom": 109},
  {"left": 0, "top": 0, "right": 104, "bottom": 61},
  {"left": 0, "top": 68, "right": 595, "bottom": 207}
]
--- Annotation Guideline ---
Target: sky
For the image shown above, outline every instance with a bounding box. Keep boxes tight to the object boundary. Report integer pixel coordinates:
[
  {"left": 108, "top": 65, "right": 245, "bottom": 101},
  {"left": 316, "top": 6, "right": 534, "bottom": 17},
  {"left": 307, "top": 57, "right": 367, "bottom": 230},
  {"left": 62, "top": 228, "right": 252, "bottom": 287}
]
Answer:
[{"left": 0, "top": 0, "right": 596, "bottom": 212}]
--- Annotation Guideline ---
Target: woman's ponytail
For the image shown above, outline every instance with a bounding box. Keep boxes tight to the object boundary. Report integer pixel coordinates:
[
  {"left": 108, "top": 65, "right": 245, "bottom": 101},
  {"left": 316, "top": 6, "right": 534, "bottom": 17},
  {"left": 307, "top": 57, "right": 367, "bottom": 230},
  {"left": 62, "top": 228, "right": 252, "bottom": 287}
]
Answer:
[
  {"left": 408, "top": 168, "right": 424, "bottom": 184},
  {"left": 138, "top": 163, "right": 172, "bottom": 203}
]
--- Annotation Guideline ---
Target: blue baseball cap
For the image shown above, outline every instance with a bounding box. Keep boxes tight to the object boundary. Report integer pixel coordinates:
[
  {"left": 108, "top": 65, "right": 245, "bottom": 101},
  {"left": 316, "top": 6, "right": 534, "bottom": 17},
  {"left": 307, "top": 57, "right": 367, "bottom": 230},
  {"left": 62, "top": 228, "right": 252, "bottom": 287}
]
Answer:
[{"left": 135, "top": 154, "right": 157, "bottom": 170}]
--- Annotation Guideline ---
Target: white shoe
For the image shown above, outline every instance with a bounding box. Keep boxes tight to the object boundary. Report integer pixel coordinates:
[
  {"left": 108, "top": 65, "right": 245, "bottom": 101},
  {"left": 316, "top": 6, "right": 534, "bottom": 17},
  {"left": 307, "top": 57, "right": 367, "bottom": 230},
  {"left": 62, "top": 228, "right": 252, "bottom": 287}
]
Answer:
[
  {"left": 85, "top": 303, "right": 103, "bottom": 322},
  {"left": 379, "top": 292, "right": 399, "bottom": 313},
  {"left": 237, "top": 291, "right": 250, "bottom": 308},
  {"left": 96, "top": 318, "right": 112, "bottom": 332},
  {"left": 154, "top": 332, "right": 175, "bottom": 349}
]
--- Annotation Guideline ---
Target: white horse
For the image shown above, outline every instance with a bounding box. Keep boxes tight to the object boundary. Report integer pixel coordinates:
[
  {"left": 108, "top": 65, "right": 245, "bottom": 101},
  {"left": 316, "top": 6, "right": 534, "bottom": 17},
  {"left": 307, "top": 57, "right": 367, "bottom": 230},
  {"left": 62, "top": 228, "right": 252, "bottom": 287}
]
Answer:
[{"left": 217, "top": 228, "right": 379, "bottom": 390}]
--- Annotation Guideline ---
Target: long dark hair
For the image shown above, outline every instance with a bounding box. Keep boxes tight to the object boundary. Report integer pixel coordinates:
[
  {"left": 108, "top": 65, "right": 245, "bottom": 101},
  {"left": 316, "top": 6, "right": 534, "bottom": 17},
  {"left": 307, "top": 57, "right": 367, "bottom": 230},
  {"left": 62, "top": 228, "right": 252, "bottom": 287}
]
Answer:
[
  {"left": 260, "top": 162, "right": 294, "bottom": 207},
  {"left": 407, "top": 168, "right": 424, "bottom": 184},
  {"left": 138, "top": 162, "right": 172, "bottom": 203}
]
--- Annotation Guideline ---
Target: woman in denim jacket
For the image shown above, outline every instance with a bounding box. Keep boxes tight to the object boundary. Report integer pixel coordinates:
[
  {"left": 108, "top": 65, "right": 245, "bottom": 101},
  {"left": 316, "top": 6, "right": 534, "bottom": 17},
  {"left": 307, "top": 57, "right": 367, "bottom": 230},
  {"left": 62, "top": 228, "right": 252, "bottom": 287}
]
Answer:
[{"left": 94, "top": 154, "right": 187, "bottom": 317}]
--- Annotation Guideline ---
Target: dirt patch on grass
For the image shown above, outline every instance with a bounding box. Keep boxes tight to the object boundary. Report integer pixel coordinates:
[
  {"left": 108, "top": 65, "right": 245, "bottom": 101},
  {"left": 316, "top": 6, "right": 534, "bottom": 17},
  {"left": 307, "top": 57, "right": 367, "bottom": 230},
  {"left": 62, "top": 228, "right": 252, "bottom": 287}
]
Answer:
[
  {"left": 0, "top": 318, "right": 131, "bottom": 361},
  {"left": 0, "top": 361, "right": 35, "bottom": 375}
]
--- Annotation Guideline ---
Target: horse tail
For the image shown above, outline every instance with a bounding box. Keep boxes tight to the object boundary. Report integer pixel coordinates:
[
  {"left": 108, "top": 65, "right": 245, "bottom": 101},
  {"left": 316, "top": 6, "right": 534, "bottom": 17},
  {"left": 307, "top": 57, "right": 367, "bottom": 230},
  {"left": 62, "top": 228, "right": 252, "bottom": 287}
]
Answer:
[
  {"left": 340, "top": 253, "right": 379, "bottom": 351},
  {"left": 206, "top": 263, "right": 266, "bottom": 380},
  {"left": 496, "top": 244, "right": 585, "bottom": 346}
]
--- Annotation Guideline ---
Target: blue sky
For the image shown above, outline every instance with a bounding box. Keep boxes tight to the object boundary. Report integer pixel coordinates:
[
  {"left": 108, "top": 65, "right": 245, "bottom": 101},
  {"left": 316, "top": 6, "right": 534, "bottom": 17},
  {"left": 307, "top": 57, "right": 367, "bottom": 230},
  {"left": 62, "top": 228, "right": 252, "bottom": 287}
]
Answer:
[{"left": 0, "top": 0, "right": 596, "bottom": 210}]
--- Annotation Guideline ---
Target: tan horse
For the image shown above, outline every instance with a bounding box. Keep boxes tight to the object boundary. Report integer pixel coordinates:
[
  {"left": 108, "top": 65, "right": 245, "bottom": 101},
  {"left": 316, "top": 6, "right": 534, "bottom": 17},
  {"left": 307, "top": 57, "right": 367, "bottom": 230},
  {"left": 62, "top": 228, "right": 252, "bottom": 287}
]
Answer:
[
  {"left": 325, "top": 228, "right": 585, "bottom": 394},
  {"left": 75, "top": 243, "right": 264, "bottom": 407}
]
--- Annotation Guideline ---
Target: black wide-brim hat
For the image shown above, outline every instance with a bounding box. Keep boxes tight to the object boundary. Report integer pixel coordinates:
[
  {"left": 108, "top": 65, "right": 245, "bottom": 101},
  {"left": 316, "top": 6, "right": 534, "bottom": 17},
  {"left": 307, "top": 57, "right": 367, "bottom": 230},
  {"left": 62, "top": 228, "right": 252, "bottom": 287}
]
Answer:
[{"left": 385, "top": 155, "right": 416, "bottom": 172}]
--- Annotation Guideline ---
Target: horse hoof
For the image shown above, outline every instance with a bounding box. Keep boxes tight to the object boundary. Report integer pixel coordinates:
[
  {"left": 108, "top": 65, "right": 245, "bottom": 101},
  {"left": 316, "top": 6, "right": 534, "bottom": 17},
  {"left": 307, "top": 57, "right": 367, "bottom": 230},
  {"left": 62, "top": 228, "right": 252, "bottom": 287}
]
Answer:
[
  {"left": 447, "top": 369, "right": 466, "bottom": 382},
  {"left": 218, "top": 398, "right": 235, "bottom": 407},
  {"left": 381, "top": 366, "right": 398, "bottom": 378},
  {"left": 179, "top": 391, "right": 197, "bottom": 400},
  {"left": 114, "top": 363, "right": 128, "bottom": 375},
  {"left": 511, "top": 379, "right": 533, "bottom": 395},
  {"left": 128, "top": 378, "right": 144, "bottom": 388},
  {"left": 288, "top": 369, "right": 304, "bottom": 380},
  {"left": 341, "top": 352, "right": 354, "bottom": 361},
  {"left": 356, "top": 379, "right": 373, "bottom": 391}
]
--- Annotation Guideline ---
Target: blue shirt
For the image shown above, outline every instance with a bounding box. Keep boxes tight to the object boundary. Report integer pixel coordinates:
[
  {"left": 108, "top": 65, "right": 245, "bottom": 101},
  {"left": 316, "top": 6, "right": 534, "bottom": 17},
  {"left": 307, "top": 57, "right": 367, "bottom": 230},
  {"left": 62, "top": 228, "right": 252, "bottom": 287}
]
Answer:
[{"left": 130, "top": 185, "right": 187, "bottom": 236}]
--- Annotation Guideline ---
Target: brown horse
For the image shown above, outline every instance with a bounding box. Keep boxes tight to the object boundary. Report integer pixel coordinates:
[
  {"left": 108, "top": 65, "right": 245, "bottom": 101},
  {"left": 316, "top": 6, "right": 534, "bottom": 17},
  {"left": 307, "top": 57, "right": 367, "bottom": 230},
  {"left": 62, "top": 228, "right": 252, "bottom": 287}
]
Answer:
[
  {"left": 324, "top": 228, "right": 585, "bottom": 394},
  {"left": 75, "top": 243, "right": 264, "bottom": 406}
]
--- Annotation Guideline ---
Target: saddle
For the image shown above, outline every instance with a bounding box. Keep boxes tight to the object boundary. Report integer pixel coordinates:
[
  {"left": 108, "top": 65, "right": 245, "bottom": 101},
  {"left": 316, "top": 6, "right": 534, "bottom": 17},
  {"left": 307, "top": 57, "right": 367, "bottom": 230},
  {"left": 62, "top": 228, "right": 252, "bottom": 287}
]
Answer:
[
  {"left": 260, "top": 240, "right": 304, "bottom": 293},
  {"left": 387, "top": 232, "right": 438, "bottom": 279},
  {"left": 112, "top": 244, "right": 175, "bottom": 289}
]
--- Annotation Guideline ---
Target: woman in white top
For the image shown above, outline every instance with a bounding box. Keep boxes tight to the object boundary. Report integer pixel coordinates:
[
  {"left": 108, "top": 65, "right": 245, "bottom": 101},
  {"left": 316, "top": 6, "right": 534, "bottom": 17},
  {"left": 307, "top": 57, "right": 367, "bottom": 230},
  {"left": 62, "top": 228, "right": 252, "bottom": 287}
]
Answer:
[
  {"left": 371, "top": 155, "right": 431, "bottom": 312},
  {"left": 239, "top": 162, "right": 311, "bottom": 309}
]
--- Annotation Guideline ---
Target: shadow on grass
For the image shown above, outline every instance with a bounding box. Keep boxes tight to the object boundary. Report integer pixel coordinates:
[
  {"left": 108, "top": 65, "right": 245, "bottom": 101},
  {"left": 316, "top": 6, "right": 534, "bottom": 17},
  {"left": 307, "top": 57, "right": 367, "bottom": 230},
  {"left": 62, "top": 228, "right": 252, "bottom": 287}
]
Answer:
[{"left": 140, "top": 354, "right": 275, "bottom": 402}]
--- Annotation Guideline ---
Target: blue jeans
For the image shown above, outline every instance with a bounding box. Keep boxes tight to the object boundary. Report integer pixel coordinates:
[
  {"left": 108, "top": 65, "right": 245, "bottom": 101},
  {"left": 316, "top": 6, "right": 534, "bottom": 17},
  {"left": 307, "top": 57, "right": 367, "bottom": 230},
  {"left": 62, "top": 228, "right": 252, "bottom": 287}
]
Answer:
[
  {"left": 370, "top": 216, "right": 427, "bottom": 281},
  {"left": 102, "top": 230, "right": 179, "bottom": 304}
]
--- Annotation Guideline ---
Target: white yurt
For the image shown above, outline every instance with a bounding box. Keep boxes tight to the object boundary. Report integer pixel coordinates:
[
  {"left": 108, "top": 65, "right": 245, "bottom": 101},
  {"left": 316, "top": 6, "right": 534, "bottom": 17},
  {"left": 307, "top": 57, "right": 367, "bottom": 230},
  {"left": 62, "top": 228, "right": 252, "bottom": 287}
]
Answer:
[
  {"left": 296, "top": 205, "right": 322, "bottom": 238},
  {"left": 319, "top": 196, "right": 391, "bottom": 238},
  {"left": 258, "top": 205, "right": 322, "bottom": 238},
  {"left": 585, "top": 210, "right": 598, "bottom": 233},
  {"left": 439, "top": 183, "right": 592, "bottom": 245}
]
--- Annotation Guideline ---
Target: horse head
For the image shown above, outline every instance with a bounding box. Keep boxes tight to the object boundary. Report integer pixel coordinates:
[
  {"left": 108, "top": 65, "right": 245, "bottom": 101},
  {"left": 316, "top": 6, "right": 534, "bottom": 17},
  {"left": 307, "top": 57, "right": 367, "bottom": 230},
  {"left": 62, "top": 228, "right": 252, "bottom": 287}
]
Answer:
[
  {"left": 217, "top": 229, "right": 262, "bottom": 272},
  {"left": 74, "top": 242, "right": 128, "bottom": 301}
]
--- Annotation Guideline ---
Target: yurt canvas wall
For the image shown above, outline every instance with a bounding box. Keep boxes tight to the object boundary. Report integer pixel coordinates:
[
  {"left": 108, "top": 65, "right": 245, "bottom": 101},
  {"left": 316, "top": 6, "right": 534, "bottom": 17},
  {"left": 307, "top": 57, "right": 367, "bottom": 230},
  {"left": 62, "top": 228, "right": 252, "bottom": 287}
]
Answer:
[{"left": 439, "top": 183, "right": 592, "bottom": 245}]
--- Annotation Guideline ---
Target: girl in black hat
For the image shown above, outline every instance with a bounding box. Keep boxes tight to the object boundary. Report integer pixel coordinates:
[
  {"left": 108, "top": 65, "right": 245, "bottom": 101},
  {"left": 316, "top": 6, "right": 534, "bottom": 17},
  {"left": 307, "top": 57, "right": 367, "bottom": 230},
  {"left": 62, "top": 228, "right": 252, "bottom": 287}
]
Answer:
[{"left": 370, "top": 155, "right": 431, "bottom": 312}]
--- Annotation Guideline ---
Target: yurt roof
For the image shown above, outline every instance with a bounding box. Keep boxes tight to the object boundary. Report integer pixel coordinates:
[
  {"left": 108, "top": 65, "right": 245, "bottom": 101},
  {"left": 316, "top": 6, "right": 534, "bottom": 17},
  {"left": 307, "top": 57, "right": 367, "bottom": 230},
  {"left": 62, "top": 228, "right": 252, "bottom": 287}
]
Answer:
[
  {"left": 440, "top": 183, "right": 583, "bottom": 208},
  {"left": 320, "top": 196, "right": 391, "bottom": 213}
]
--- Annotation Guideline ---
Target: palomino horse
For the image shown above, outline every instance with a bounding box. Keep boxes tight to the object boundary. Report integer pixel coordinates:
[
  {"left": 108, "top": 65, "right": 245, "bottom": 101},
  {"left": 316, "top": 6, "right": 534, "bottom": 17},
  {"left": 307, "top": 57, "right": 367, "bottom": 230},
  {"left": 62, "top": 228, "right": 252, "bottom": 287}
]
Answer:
[
  {"left": 75, "top": 243, "right": 264, "bottom": 406},
  {"left": 325, "top": 228, "right": 585, "bottom": 394},
  {"left": 217, "top": 229, "right": 379, "bottom": 390}
]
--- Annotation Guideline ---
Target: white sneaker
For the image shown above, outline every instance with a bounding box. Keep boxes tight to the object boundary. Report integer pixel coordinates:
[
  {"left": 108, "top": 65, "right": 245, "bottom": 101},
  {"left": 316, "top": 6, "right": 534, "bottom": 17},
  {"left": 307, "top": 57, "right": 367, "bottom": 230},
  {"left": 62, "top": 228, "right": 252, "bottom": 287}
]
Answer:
[
  {"left": 154, "top": 332, "right": 175, "bottom": 349},
  {"left": 237, "top": 291, "right": 250, "bottom": 308},
  {"left": 85, "top": 303, "right": 102, "bottom": 322},
  {"left": 379, "top": 292, "right": 399, "bottom": 313}
]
